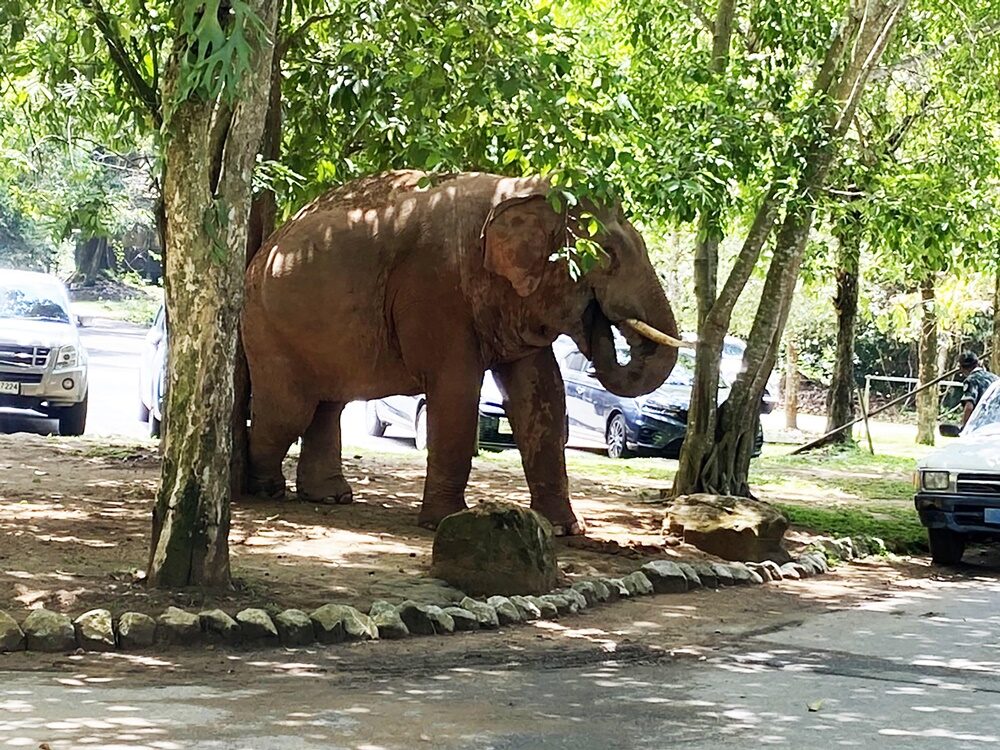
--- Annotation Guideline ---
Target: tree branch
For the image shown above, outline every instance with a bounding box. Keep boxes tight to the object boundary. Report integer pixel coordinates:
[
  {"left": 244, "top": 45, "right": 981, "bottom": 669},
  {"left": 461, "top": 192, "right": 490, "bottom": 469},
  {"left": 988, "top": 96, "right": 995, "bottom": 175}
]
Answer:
[
  {"left": 78, "top": 0, "right": 161, "bottom": 127},
  {"left": 281, "top": 12, "right": 339, "bottom": 55}
]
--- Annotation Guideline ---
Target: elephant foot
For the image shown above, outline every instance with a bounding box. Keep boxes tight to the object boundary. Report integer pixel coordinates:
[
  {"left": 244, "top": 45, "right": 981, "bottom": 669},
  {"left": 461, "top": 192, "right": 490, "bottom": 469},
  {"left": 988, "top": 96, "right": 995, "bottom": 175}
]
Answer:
[
  {"left": 297, "top": 476, "right": 354, "bottom": 506},
  {"left": 417, "top": 501, "right": 468, "bottom": 531},
  {"left": 551, "top": 518, "right": 587, "bottom": 537},
  {"left": 247, "top": 475, "right": 287, "bottom": 500}
]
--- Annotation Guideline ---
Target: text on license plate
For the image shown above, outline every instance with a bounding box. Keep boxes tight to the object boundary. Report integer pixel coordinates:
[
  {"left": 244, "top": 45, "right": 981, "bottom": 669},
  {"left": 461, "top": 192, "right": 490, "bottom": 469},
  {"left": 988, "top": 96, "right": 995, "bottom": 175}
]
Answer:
[
  {"left": 0, "top": 381, "right": 19, "bottom": 395},
  {"left": 985, "top": 508, "right": 1000, "bottom": 525},
  {"left": 497, "top": 418, "right": 512, "bottom": 435}
]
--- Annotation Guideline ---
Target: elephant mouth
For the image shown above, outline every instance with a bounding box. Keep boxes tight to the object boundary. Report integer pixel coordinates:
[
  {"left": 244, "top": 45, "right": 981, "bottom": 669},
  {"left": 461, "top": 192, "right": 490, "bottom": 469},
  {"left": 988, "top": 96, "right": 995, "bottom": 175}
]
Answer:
[{"left": 577, "top": 300, "right": 681, "bottom": 360}]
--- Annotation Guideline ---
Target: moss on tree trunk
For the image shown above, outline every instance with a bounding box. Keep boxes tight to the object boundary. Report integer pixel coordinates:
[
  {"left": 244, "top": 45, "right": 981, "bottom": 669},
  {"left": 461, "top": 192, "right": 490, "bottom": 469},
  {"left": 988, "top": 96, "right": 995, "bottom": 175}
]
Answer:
[{"left": 916, "top": 276, "right": 938, "bottom": 446}]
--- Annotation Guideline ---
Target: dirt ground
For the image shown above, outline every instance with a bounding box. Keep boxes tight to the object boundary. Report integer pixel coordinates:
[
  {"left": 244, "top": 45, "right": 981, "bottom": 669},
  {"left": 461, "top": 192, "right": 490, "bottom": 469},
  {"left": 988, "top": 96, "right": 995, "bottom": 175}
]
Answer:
[{"left": 2, "top": 433, "right": 835, "bottom": 622}]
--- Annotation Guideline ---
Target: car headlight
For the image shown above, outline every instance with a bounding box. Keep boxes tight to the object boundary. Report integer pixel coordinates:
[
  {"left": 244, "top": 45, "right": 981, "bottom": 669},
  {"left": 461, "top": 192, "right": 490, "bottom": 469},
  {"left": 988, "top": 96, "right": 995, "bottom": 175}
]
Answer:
[
  {"left": 921, "top": 471, "right": 950, "bottom": 491},
  {"left": 56, "top": 345, "right": 78, "bottom": 368}
]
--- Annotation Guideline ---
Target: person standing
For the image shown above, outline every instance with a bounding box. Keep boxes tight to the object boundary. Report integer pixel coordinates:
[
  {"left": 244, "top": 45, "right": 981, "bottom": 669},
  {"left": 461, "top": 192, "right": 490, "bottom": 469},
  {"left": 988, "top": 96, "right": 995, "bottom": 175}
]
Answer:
[{"left": 958, "top": 351, "right": 998, "bottom": 428}]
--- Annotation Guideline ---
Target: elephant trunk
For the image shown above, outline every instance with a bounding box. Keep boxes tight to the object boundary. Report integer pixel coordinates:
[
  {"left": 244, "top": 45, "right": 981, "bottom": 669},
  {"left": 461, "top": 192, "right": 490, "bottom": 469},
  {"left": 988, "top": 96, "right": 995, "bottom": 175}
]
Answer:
[{"left": 588, "top": 280, "right": 680, "bottom": 398}]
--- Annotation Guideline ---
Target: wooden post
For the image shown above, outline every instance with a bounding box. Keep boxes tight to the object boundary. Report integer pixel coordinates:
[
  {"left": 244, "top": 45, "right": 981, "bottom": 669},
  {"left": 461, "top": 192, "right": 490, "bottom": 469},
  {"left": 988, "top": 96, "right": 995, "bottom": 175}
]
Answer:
[{"left": 855, "top": 384, "right": 875, "bottom": 455}]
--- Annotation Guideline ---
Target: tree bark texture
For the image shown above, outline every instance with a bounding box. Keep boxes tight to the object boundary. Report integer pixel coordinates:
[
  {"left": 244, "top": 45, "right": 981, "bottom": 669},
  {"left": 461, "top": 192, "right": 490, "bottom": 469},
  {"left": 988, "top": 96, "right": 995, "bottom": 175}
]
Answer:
[
  {"left": 825, "top": 213, "right": 863, "bottom": 442},
  {"left": 148, "top": 0, "right": 280, "bottom": 588},
  {"left": 673, "top": 0, "right": 907, "bottom": 496},
  {"left": 73, "top": 236, "right": 114, "bottom": 286},
  {"left": 916, "top": 276, "right": 938, "bottom": 446},
  {"left": 785, "top": 340, "right": 799, "bottom": 430}
]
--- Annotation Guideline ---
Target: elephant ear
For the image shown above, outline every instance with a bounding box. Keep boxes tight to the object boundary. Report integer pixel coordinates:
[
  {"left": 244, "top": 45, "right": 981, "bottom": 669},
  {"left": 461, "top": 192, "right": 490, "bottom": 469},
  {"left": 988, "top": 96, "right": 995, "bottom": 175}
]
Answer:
[{"left": 482, "top": 193, "right": 563, "bottom": 297}]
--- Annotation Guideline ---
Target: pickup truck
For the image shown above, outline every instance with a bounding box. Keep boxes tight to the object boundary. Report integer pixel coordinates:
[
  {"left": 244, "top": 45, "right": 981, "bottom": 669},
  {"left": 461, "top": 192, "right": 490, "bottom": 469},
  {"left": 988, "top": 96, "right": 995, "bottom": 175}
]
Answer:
[{"left": 914, "top": 380, "right": 1000, "bottom": 565}]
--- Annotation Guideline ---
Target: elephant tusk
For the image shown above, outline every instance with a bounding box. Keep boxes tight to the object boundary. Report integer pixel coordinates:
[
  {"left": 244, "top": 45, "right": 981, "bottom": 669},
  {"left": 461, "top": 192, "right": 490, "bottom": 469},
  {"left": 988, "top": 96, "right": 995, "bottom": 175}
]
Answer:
[{"left": 623, "top": 319, "right": 689, "bottom": 348}]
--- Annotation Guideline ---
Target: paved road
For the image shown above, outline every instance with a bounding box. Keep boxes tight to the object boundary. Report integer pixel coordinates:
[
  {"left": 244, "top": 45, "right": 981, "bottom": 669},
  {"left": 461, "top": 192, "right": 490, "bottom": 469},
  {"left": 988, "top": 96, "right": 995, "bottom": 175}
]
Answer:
[{"left": 2, "top": 571, "right": 999, "bottom": 748}]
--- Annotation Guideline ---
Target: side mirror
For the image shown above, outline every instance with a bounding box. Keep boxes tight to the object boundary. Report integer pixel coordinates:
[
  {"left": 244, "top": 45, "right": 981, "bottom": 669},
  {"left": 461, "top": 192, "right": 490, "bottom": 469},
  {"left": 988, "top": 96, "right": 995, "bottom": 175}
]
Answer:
[{"left": 939, "top": 424, "right": 962, "bottom": 438}]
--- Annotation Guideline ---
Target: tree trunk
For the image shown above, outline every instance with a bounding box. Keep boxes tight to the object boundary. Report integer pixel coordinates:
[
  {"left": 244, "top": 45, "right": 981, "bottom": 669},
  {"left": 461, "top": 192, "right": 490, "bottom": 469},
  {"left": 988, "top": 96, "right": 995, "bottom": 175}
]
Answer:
[
  {"left": 231, "top": 25, "right": 284, "bottom": 500},
  {"left": 992, "top": 268, "right": 1000, "bottom": 375},
  {"left": 916, "top": 276, "right": 938, "bottom": 446},
  {"left": 785, "top": 340, "right": 799, "bottom": 430},
  {"left": 148, "top": 0, "right": 280, "bottom": 588},
  {"left": 673, "top": 0, "right": 906, "bottom": 496},
  {"left": 74, "top": 236, "right": 113, "bottom": 286},
  {"left": 825, "top": 212, "right": 862, "bottom": 442}
]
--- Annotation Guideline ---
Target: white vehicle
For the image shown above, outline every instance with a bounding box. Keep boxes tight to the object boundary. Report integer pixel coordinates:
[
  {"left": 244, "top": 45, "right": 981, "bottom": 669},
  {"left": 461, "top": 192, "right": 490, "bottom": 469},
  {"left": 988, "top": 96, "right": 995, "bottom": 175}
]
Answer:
[
  {"left": 914, "top": 380, "right": 1000, "bottom": 565},
  {"left": 0, "top": 270, "right": 89, "bottom": 435},
  {"left": 138, "top": 304, "right": 167, "bottom": 437}
]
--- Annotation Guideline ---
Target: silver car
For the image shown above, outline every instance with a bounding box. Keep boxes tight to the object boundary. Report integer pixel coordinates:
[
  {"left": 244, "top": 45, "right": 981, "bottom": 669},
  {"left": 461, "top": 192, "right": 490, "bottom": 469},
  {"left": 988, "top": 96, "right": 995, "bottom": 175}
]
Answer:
[{"left": 0, "top": 270, "right": 89, "bottom": 435}]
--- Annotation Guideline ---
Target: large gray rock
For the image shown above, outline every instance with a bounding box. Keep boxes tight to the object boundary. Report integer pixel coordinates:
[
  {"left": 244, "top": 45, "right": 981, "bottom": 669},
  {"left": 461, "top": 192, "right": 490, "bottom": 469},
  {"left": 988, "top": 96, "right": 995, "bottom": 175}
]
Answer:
[
  {"left": 589, "top": 579, "right": 612, "bottom": 603},
  {"left": 711, "top": 563, "right": 736, "bottom": 586},
  {"left": 0, "top": 610, "right": 25, "bottom": 652},
  {"left": 275, "top": 609, "right": 315, "bottom": 646},
  {"left": 665, "top": 494, "right": 790, "bottom": 563},
  {"left": 727, "top": 562, "right": 761, "bottom": 585},
  {"left": 641, "top": 561, "right": 689, "bottom": 594},
  {"left": 460, "top": 598, "right": 500, "bottom": 629},
  {"left": 690, "top": 562, "right": 719, "bottom": 589},
  {"left": 675, "top": 563, "right": 703, "bottom": 589},
  {"left": 558, "top": 588, "right": 588, "bottom": 611},
  {"left": 74, "top": 609, "right": 115, "bottom": 652},
  {"left": 156, "top": 607, "right": 201, "bottom": 646},
  {"left": 200, "top": 609, "right": 241, "bottom": 645},
  {"left": 486, "top": 596, "right": 523, "bottom": 626},
  {"left": 236, "top": 608, "right": 278, "bottom": 642},
  {"left": 540, "top": 593, "right": 575, "bottom": 615},
  {"left": 431, "top": 501, "right": 558, "bottom": 596},
  {"left": 527, "top": 595, "right": 559, "bottom": 619},
  {"left": 622, "top": 571, "right": 654, "bottom": 596},
  {"left": 509, "top": 595, "right": 542, "bottom": 621},
  {"left": 442, "top": 607, "right": 480, "bottom": 632},
  {"left": 602, "top": 578, "right": 629, "bottom": 600},
  {"left": 369, "top": 601, "right": 410, "bottom": 640},
  {"left": 571, "top": 581, "right": 600, "bottom": 607},
  {"left": 23, "top": 609, "right": 75, "bottom": 652},
  {"left": 310, "top": 604, "right": 378, "bottom": 643},
  {"left": 117, "top": 612, "right": 156, "bottom": 649}
]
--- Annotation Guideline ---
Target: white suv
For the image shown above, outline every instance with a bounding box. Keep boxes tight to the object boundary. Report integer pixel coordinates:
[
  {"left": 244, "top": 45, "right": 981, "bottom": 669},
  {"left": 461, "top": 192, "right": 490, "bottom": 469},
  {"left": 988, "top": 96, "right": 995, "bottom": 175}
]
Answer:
[{"left": 0, "top": 270, "right": 89, "bottom": 435}]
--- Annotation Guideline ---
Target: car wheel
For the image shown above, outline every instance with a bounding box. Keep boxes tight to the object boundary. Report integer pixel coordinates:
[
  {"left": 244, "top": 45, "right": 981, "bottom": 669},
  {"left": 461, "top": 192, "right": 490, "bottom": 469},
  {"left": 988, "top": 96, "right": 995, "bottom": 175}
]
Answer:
[
  {"left": 928, "top": 528, "right": 965, "bottom": 566},
  {"left": 149, "top": 410, "right": 162, "bottom": 439},
  {"left": 58, "top": 394, "right": 88, "bottom": 437},
  {"left": 414, "top": 405, "right": 428, "bottom": 451},
  {"left": 365, "top": 401, "right": 387, "bottom": 437},
  {"left": 606, "top": 413, "right": 632, "bottom": 459}
]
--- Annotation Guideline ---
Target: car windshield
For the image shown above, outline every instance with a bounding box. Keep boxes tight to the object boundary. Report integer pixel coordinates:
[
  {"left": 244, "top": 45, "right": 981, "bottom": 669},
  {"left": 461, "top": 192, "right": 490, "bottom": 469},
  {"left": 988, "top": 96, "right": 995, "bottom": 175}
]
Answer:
[
  {"left": 965, "top": 382, "right": 1000, "bottom": 434},
  {"left": 0, "top": 279, "right": 71, "bottom": 323}
]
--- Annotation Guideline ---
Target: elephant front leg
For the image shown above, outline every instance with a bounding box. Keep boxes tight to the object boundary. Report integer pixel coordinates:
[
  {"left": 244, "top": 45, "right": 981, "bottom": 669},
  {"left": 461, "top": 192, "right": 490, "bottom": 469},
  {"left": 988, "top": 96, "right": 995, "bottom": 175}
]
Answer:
[
  {"left": 297, "top": 401, "right": 353, "bottom": 504},
  {"left": 494, "top": 348, "right": 585, "bottom": 536},
  {"left": 418, "top": 378, "right": 482, "bottom": 529}
]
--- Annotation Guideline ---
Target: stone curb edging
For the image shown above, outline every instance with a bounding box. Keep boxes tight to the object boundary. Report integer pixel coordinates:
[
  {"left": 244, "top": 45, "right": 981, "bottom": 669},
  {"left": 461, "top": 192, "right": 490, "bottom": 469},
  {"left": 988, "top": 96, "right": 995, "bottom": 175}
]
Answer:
[{"left": 0, "top": 536, "right": 877, "bottom": 654}]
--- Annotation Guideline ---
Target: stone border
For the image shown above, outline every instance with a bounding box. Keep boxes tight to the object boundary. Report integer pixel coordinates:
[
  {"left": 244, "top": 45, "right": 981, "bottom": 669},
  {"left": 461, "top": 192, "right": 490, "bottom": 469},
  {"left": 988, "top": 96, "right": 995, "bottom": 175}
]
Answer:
[{"left": 0, "top": 537, "right": 879, "bottom": 654}]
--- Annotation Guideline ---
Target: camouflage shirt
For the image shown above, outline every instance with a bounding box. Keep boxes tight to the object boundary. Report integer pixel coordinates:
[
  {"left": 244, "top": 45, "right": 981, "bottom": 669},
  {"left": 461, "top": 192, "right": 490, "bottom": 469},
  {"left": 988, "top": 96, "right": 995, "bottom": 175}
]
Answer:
[{"left": 961, "top": 367, "right": 999, "bottom": 408}]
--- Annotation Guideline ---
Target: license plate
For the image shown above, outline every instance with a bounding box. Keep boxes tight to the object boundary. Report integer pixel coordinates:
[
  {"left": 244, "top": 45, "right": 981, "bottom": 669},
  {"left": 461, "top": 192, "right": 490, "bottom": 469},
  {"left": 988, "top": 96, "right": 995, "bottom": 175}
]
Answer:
[
  {"left": 985, "top": 508, "right": 1000, "bottom": 525},
  {"left": 0, "top": 381, "right": 19, "bottom": 395},
  {"left": 497, "top": 418, "right": 512, "bottom": 435}
]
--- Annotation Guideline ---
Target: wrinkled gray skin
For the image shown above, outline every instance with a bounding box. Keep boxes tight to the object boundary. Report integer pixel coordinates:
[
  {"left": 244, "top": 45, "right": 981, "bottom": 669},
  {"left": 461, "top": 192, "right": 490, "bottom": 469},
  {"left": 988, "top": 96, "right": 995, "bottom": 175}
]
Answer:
[{"left": 243, "top": 171, "right": 678, "bottom": 534}]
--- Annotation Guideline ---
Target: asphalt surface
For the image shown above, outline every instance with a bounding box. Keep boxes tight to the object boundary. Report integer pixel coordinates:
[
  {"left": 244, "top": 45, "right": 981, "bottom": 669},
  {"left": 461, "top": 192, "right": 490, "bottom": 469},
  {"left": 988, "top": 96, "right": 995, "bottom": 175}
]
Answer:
[{"left": 3, "top": 572, "right": 1000, "bottom": 749}]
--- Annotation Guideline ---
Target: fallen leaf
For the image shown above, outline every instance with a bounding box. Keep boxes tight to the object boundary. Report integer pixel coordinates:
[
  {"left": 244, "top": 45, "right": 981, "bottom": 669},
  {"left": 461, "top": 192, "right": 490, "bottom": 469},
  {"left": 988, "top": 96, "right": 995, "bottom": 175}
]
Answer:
[{"left": 807, "top": 700, "right": 824, "bottom": 712}]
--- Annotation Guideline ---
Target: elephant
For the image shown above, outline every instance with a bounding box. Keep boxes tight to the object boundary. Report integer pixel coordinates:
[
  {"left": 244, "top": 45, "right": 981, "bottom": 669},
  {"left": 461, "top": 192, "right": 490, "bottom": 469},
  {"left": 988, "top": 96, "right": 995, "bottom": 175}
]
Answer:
[{"left": 242, "top": 170, "right": 681, "bottom": 535}]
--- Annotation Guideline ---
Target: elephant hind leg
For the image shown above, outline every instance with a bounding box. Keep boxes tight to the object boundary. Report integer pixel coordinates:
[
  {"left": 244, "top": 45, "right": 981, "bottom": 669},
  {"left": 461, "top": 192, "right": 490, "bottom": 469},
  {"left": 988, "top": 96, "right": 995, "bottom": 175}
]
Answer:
[
  {"left": 297, "top": 401, "right": 353, "bottom": 504},
  {"left": 247, "top": 386, "right": 316, "bottom": 500}
]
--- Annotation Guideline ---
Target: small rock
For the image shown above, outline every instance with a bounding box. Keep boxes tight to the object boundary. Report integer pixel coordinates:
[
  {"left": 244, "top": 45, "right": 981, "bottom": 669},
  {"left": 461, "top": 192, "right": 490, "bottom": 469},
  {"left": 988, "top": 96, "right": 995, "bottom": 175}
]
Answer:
[
  {"left": 589, "top": 579, "right": 612, "bottom": 603},
  {"left": 310, "top": 604, "right": 378, "bottom": 643},
  {"left": 540, "top": 594, "right": 574, "bottom": 615},
  {"left": 863, "top": 537, "right": 887, "bottom": 556},
  {"left": 834, "top": 537, "right": 859, "bottom": 559},
  {"left": 275, "top": 609, "right": 315, "bottom": 646},
  {"left": 200, "top": 609, "right": 241, "bottom": 645},
  {"left": 759, "top": 560, "right": 783, "bottom": 580},
  {"left": 622, "top": 571, "right": 654, "bottom": 595},
  {"left": 711, "top": 563, "right": 736, "bottom": 586},
  {"left": 74, "top": 609, "right": 115, "bottom": 652},
  {"left": 369, "top": 601, "right": 410, "bottom": 640},
  {"left": 156, "top": 607, "right": 201, "bottom": 646},
  {"left": 853, "top": 537, "right": 872, "bottom": 557},
  {"left": 745, "top": 562, "right": 772, "bottom": 582},
  {"left": 22, "top": 609, "right": 75, "bottom": 653},
  {"left": 509, "top": 595, "right": 542, "bottom": 621},
  {"left": 675, "top": 563, "right": 703, "bottom": 589},
  {"left": 798, "top": 553, "right": 828, "bottom": 575},
  {"left": 459, "top": 598, "right": 499, "bottom": 629},
  {"left": 558, "top": 588, "right": 589, "bottom": 611},
  {"left": 236, "top": 609, "right": 278, "bottom": 641},
  {"left": 398, "top": 601, "right": 454, "bottom": 635},
  {"left": 779, "top": 563, "right": 802, "bottom": 580},
  {"left": 724, "top": 563, "right": 754, "bottom": 585},
  {"left": 602, "top": 578, "right": 629, "bottom": 600},
  {"left": 486, "top": 596, "right": 523, "bottom": 626},
  {"left": 117, "top": 612, "right": 156, "bottom": 649},
  {"left": 690, "top": 562, "right": 719, "bottom": 588},
  {"left": 442, "top": 607, "right": 480, "bottom": 632},
  {"left": 641, "top": 561, "right": 689, "bottom": 594},
  {"left": 793, "top": 562, "right": 813, "bottom": 578},
  {"left": 571, "top": 581, "right": 600, "bottom": 607},
  {"left": 0, "top": 610, "right": 25, "bottom": 652},
  {"left": 527, "top": 595, "right": 559, "bottom": 619}
]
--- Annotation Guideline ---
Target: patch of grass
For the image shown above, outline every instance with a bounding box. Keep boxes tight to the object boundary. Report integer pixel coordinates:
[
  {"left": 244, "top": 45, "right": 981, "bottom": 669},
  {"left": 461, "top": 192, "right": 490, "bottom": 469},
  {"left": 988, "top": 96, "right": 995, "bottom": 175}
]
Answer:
[
  {"left": 776, "top": 502, "right": 927, "bottom": 553},
  {"left": 756, "top": 442, "right": 916, "bottom": 477}
]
